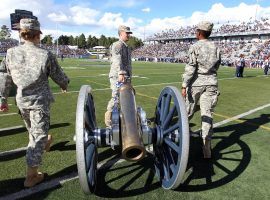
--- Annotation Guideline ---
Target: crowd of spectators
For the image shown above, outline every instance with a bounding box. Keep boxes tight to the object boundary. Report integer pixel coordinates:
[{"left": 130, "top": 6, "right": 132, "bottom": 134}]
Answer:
[
  {"left": 148, "top": 17, "right": 270, "bottom": 40},
  {"left": 40, "top": 45, "right": 89, "bottom": 58},
  {"left": 0, "top": 41, "right": 89, "bottom": 58},
  {"left": 132, "top": 39, "right": 270, "bottom": 67},
  {"left": 0, "top": 39, "right": 18, "bottom": 53}
]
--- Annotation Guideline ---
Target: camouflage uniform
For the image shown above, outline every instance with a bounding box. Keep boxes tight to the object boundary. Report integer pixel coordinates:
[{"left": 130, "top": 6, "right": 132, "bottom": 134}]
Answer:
[
  {"left": 182, "top": 25, "right": 221, "bottom": 140},
  {"left": 107, "top": 39, "right": 132, "bottom": 112},
  {"left": 0, "top": 41, "right": 69, "bottom": 167}
]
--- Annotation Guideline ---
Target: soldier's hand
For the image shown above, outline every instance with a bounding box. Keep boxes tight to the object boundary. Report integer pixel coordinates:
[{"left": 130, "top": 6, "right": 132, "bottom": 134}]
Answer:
[
  {"left": 181, "top": 87, "right": 186, "bottom": 98},
  {"left": 0, "top": 103, "right": 9, "bottom": 112},
  {"left": 118, "top": 74, "right": 126, "bottom": 82},
  {"left": 61, "top": 88, "right": 67, "bottom": 93}
]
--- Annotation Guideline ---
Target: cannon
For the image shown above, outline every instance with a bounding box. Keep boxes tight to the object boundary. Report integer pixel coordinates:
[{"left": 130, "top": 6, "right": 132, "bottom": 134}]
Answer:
[{"left": 75, "top": 83, "right": 190, "bottom": 194}]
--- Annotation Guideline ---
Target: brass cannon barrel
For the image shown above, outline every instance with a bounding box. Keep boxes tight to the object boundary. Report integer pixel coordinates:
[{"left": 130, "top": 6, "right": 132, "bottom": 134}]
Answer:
[{"left": 119, "top": 83, "right": 146, "bottom": 161}]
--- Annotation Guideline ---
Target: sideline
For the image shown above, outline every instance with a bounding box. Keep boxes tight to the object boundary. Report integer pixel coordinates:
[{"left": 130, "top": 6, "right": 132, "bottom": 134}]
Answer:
[{"left": 1, "top": 102, "right": 270, "bottom": 199}]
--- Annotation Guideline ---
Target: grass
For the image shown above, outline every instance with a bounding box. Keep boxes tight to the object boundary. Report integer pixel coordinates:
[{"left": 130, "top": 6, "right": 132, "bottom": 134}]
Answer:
[{"left": 0, "top": 59, "right": 270, "bottom": 199}]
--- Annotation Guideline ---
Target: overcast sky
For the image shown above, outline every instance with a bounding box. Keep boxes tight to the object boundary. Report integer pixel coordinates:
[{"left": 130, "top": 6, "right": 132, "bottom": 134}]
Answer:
[{"left": 0, "top": 0, "right": 270, "bottom": 40}]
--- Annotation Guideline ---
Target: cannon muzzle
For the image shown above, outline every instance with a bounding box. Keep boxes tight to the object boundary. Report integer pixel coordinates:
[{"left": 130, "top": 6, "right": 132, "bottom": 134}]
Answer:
[{"left": 119, "top": 83, "right": 146, "bottom": 161}]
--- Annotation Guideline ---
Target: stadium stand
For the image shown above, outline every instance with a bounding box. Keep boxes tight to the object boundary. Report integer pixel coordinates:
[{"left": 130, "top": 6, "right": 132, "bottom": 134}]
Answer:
[{"left": 133, "top": 17, "right": 270, "bottom": 67}]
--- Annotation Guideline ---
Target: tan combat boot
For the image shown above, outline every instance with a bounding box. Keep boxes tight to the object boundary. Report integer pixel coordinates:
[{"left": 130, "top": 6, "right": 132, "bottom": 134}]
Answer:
[
  {"left": 202, "top": 139, "right": 211, "bottom": 159},
  {"left": 45, "top": 134, "right": 53, "bottom": 152},
  {"left": 24, "top": 167, "right": 45, "bottom": 188},
  {"left": 104, "top": 111, "right": 112, "bottom": 127}
]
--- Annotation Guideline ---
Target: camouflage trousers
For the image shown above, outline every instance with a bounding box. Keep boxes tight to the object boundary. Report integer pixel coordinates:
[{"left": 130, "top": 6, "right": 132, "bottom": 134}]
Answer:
[
  {"left": 20, "top": 108, "right": 50, "bottom": 167},
  {"left": 106, "top": 77, "right": 132, "bottom": 112},
  {"left": 106, "top": 78, "right": 118, "bottom": 112},
  {"left": 186, "top": 85, "right": 219, "bottom": 140}
]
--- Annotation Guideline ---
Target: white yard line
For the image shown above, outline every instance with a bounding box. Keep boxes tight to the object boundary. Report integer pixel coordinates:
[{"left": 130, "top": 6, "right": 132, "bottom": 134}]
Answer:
[
  {"left": 213, "top": 103, "right": 270, "bottom": 128},
  {"left": 0, "top": 147, "right": 27, "bottom": 157},
  {"left": 0, "top": 125, "right": 24, "bottom": 132},
  {"left": 0, "top": 113, "right": 18, "bottom": 117}
]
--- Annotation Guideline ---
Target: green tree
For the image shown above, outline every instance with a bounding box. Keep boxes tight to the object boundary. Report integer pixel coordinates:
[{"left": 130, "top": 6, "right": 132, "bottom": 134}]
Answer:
[
  {"left": 127, "top": 36, "right": 143, "bottom": 50},
  {"left": 68, "top": 35, "right": 75, "bottom": 45},
  {"left": 58, "top": 35, "right": 69, "bottom": 45},
  {"left": 41, "top": 35, "right": 53, "bottom": 45},
  {"left": 87, "top": 35, "right": 99, "bottom": 48},
  {"left": 0, "top": 25, "right": 11, "bottom": 40},
  {"left": 78, "top": 33, "right": 86, "bottom": 48}
]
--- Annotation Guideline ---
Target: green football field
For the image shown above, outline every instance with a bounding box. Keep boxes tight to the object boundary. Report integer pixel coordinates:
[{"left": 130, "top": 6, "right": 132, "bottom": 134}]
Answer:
[{"left": 0, "top": 59, "right": 270, "bottom": 200}]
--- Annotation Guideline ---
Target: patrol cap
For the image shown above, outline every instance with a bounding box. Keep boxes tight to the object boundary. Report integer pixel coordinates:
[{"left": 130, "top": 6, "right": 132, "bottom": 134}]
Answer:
[
  {"left": 118, "top": 25, "right": 132, "bottom": 34},
  {"left": 197, "top": 21, "right": 213, "bottom": 32},
  {"left": 20, "top": 18, "right": 42, "bottom": 33}
]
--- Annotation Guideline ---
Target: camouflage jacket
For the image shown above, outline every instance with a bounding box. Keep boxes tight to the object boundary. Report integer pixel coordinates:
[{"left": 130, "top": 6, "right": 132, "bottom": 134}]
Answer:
[
  {"left": 0, "top": 41, "right": 69, "bottom": 112},
  {"left": 182, "top": 39, "right": 221, "bottom": 87},
  {"left": 109, "top": 39, "right": 132, "bottom": 78}
]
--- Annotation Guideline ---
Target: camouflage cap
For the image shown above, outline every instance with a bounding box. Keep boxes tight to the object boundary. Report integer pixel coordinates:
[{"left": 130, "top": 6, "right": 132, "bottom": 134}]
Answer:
[
  {"left": 20, "top": 18, "right": 42, "bottom": 33},
  {"left": 197, "top": 21, "right": 213, "bottom": 32},
  {"left": 118, "top": 25, "right": 132, "bottom": 34}
]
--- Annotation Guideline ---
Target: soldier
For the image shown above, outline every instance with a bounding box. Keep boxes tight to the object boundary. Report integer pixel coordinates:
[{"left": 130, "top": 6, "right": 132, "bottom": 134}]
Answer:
[
  {"left": 104, "top": 25, "right": 132, "bottom": 126},
  {"left": 0, "top": 18, "right": 70, "bottom": 187},
  {"left": 181, "top": 21, "right": 221, "bottom": 159}
]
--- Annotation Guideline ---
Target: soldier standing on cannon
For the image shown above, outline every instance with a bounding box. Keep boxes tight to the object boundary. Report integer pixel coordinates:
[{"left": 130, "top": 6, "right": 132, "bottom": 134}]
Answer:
[
  {"left": 181, "top": 21, "right": 221, "bottom": 159},
  {"left": 0, "top": 18, "right": 70, "bottom": 187},
  {"left": 105, "top": 25, "right": 132, "bottom": 127}
]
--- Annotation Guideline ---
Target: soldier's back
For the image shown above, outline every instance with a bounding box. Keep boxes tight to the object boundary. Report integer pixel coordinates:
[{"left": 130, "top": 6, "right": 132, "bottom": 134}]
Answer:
[
  {"left": 6, "top": 43, "right": 53, "bottom": 109},
  {"left": 7, "top": 44, "right": 49, "bottom": 87}
]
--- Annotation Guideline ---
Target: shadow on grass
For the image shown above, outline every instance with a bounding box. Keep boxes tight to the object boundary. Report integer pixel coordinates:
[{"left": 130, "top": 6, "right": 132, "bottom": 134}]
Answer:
[
  {"left": 177, "top": 113, "right": 270, "bottom": 192},
  {"left": 0, "top": 164, "right": 77, "bottom": 199},
  {"left": 0, "top": 150, "right": 26, "bottom": 162},
  {"left": 0, "top": 123, "right": 70, "bottom": 137},
  {"left": 50, "top": 141, "right": 75, "bottom": 152},
  {"left": 95, "top": 153, "right": 160, "bottom": 198}
]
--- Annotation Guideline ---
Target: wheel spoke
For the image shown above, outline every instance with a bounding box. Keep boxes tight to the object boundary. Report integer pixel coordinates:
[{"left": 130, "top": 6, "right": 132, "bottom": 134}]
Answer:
[
  {"left": 163, "top": 105, "right": 176, "bottom": 129},
  {"left": 164, "top": 137, "right": 179, "bottom": 153},
  {"left": 163, "top": 123, "right": 179, "bottom": 136},
  {"left": 160, "top": 96, "right": 165, "bottom": 123},
  {"left": 163, "top": 161, "right": 170, "bottom": 180},
  {"left": 170, "top": 164, "right": 176, "bottom": 174},
  {"left": 161, "top": 95, "right": 171, "bottom": 123}
]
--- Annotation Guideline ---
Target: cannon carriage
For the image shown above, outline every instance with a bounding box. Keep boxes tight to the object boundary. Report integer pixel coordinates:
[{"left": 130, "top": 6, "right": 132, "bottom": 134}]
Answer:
[{"left": 75, "top": 83, "right": 190, "bottom": 194}]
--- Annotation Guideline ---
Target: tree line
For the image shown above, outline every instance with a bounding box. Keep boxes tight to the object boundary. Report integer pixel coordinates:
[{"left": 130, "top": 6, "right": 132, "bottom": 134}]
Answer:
[{"left": 41, "top": 34, "right": 144, "bottom": 50}]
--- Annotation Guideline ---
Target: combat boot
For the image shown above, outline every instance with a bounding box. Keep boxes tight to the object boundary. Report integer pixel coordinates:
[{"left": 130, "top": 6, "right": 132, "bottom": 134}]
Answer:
[
  {"left": 45, "top": 134, "right": 53, "bottom": 152},
  {"left": 104, "top": 111, "right": 112, "bottom": 127},
  {"left": 24, "top": 167, "right": 45, "bottom": 188},
  {"left": 202, "top": 139, "right": 211, "bottom": 159}
]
